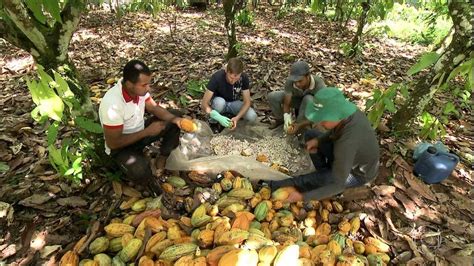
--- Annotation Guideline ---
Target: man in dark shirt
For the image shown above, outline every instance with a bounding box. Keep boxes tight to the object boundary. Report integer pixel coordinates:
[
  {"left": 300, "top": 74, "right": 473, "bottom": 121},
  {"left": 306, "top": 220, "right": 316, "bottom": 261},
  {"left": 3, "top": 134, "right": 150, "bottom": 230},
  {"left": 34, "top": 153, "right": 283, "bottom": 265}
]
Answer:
[
  {"left": 265, "top": 87, "right": 380, "bottom": 202},
  {"left": 201, "top": 58, "right": 257, "bottom": 131}
]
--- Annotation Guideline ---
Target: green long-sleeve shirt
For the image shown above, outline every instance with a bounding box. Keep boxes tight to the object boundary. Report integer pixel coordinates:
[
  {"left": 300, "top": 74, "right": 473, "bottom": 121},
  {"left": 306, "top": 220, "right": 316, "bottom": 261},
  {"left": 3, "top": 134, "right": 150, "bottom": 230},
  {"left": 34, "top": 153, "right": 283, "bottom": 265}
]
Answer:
[{"left": 303, "top": 109, "right": 380, "bottom": 200}]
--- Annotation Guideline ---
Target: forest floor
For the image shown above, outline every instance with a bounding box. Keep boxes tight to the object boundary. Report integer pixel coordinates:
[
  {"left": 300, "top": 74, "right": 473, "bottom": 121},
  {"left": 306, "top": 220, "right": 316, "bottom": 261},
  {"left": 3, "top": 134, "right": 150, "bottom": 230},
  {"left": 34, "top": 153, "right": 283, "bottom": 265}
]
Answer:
[{"left": 0, "top": 5, "right": 472, "bottom": 265}]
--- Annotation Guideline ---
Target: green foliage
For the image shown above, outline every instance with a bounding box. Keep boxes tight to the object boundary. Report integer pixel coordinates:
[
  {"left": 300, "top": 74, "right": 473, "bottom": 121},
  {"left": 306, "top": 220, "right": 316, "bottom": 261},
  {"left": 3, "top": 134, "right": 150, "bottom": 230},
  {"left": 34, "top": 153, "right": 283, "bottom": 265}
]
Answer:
[
  {"left": 340, "top": 41, "right": 364, "bottom": 57},
  {"left": 27, "top": 66, "right": 103, "bottom": 183},
  {"left": 276, "top": 6, "right": 290, "bottom": 19},
  {"left": 0, "top": 162, "right": 9, "bottom": 173},
  {"left": 369, "top": 3, "right": 452, "bottom": 45},
  {"left": 236, "top": 9, "right": 254, "bottom": 27},
  {"left": 186, "top": 79, "right": 207, "bottom": 98},
  {"left": 407, "top": 52, "right": 440, "bottom": 76},
  {"left": 419, "top": 111, "right": 446, "bottom": 140},
  {"left": 169, "top": 79, "right": 208, "bottom": 107},
  {"left": 121, "top": 0, "right": 171, "bottom": 17},
  {"left": 365, "top": 83, "right": 400, "bottom": 129},
  {"left": 24, "top": 0, "right": 64, "bottom": 25}
]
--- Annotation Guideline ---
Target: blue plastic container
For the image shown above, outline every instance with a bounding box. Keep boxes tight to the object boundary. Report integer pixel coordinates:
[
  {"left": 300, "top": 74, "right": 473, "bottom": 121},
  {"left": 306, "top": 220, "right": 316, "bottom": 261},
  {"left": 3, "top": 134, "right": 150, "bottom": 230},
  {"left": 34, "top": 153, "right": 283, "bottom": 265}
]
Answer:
[{"left": 414, "top": 147, "right": 459, "bottom": 184}]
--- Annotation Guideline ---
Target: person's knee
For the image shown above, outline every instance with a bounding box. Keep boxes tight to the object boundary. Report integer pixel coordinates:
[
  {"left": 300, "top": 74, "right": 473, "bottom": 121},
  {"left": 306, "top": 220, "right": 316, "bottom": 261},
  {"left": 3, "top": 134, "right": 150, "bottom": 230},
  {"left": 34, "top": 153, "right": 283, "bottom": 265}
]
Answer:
[
  {"left": 268, "top": 91, "right": 284, "bottom": 104},
  {"left": 244, "top": 108, "right": 258, "bottom": 122},
  {"left": 211, "top": 97, "right": 226, "bottom": 112},
  {"left": 120, "top": 156, "right": 152, "bottom": 182}
]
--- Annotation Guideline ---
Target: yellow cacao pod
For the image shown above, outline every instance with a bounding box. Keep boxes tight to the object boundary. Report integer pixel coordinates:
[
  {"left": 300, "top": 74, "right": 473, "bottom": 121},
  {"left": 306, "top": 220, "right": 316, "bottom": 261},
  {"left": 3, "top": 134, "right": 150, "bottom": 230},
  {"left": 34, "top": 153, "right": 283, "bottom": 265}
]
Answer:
[
  {"left": 332, "top": 201, "right": 343, "bottom": 213},
  {"left": 364, "top": 237, "right": 390, "bottom": 253},
  {"left": 259, "top": 186, "right": 271, "bottom": 200},
  {"left": 118, "top": 238, "right": 142, "bottom": 262},
  {"left": 119, "top": 197, "right": 140, "bottom": 210},
  {"left": 350, "top": 216, "right": 360, "bottom": 236},
  {"left": 89, "top": 237, "right": 109, "bottom": 255},
  {"left": 338, "top": 220, "right": 351, "bottom": 234},
  {"left": 104, "top": 223, "right": 135, "bottom": 237},
  {"left": 206, "top": 245, "right": 236, "bottom": 266},
  {"left": 310, "top": 245, "right": 327, "bottom": 262},
  {"left": 159, "top": 243, "right": 198, "bottom": 262},
  {"left": 146, "top": 231, "right": 167, "bottom": 252},
  {"left": 108, "top": 237, "right": 123, "bottom": 253},
  {"left": 179, "top": 118, "right": 197, "bottom": 133},
  {"left": 216, "top": 229, "right": 249, "bottom": 245},
  {"left": 353, "top": 241, "right": 365, "bottom": 254},
  {"left": 315, "top": 223, "right": 331, "bottom": 236},
  {"left": 327, "top": 240, "right": 342, "bottom": 256},
  {"left": 60, "top": 251, "right": 79, "bottom": 266},
  {"left": 258, "top": 245, "right": 278, "bottom": 264},
  {"left": 93, "top": 253, "right": 112, "bottom": 266},
  {"left": 138, "top": 255, "right": 155, "bottom": 266},
  {"left": 121, "top": 233, "right": 134, "bottom": 247},
  {"left": 197, "top": 229, "right": 214, "bottom": 248}
]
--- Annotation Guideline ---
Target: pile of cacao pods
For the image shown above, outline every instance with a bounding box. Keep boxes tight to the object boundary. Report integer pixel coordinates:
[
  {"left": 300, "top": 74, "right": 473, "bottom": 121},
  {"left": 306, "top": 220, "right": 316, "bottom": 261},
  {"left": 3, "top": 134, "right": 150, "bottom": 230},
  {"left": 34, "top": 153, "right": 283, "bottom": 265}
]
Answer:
[{"left": 60, "top": 170, "right": 390, "bottom": 266}]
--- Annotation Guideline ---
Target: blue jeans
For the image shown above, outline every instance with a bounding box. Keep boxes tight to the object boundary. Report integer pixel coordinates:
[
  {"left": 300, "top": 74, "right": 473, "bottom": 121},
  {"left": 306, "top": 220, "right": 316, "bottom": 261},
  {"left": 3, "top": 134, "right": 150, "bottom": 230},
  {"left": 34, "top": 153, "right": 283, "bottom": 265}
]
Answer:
[
  {"left": 211, "top": 97, "right": 257, "bottom": 122},
  {"left": 269, "top": 129, "right": 365, "bottom": 192}
]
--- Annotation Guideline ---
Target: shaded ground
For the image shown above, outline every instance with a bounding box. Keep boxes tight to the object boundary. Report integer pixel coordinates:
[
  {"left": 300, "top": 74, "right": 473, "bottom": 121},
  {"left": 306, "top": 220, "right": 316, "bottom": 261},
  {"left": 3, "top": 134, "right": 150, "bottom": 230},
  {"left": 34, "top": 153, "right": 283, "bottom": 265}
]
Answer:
[{"left": 0, "top": 6, "right": 473, "bottom": 265}]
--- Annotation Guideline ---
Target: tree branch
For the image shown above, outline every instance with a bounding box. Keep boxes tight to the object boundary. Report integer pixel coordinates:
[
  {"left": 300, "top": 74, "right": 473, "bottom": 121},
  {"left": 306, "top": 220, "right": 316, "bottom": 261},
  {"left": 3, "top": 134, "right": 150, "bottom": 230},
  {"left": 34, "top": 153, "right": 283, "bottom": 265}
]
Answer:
[
  {"left": 2, "top": 0, "right": 50, "bottom": 54},
  {"left": 0, "top": 15, "right": 35, "bottom": 53}
]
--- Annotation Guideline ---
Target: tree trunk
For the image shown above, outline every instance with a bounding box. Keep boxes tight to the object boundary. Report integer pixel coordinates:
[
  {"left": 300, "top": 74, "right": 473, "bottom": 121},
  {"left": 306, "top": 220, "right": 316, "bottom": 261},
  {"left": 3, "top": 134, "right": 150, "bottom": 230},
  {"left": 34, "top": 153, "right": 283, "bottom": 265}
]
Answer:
[
  {"left": 389, "top": 0, "right": 472, "bottom": 132},
  {"left": 223, "top": 0, "right": 239, "bottom": 60},
  {"left": 0, "top": 0, "right": 94, "bottom": 117},
  {"left": 349, "top": 0, "right": 370, "bottom": 57},
  {"left": 334, "top": 0, "right": 344, "bottom": 22}
]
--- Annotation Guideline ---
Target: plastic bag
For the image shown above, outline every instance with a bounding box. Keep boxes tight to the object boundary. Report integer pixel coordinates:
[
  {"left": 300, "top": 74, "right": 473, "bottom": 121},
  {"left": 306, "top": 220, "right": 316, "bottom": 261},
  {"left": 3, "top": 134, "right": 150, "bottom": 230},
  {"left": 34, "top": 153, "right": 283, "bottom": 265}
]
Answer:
[{"left": 166, "top": 120, "right": 314, "bottom": 181}]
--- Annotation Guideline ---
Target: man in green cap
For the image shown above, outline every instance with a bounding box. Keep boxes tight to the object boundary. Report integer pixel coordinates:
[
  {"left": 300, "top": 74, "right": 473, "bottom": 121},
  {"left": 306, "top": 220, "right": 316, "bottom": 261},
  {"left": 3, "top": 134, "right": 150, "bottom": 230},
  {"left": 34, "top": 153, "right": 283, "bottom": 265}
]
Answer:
[
  {"left": 268, "top": 60, "right": 326, "bottom": 134},
  {"left": 264, "top": 87, "right": 380, "bottom": 201}
]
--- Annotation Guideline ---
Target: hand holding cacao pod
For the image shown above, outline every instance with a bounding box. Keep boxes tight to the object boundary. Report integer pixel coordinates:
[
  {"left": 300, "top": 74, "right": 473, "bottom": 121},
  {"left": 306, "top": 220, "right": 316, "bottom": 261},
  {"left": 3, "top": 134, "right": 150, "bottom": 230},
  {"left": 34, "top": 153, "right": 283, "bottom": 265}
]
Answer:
[{"left": 179, "top": 118, "right": 198, "bottom": 132}]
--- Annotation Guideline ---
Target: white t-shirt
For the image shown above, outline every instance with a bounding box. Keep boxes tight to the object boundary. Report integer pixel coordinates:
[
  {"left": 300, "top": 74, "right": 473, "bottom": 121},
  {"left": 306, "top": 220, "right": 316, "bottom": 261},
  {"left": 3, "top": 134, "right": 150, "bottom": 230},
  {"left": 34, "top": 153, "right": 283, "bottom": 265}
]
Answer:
[{"left": 99, "top": 79, "right": 151, "bottom": 154}]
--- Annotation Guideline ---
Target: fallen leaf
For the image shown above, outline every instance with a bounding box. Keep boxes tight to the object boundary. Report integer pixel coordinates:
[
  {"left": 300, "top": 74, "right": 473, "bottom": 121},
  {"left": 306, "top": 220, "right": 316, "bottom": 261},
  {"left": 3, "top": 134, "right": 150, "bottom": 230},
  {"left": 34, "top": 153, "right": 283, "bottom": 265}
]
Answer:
[
  {"left": 19, "top": 193, "right": 54, "bottom": 207},
  {"left": 372, "top": 185, "right": 396, "bottom": 196},
  {"left": 0, "top": 202, "right": 14, "bottom": 225},
  {"left": 403, "top": 170, "right": 437, "bottom": 202},
  {"left": 57, "top": 196, "right": 88, "bottom": 207},
  {"left": 40, "top": 245, "right": 61, "bottom": 258}
]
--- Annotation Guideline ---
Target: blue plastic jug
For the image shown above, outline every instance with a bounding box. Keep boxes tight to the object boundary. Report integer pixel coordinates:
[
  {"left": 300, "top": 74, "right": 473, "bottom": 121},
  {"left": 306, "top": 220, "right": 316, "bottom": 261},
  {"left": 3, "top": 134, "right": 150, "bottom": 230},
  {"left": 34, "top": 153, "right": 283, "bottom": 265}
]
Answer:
[{"left": 413, "top": 146, "right": 459, "bottom": 184}]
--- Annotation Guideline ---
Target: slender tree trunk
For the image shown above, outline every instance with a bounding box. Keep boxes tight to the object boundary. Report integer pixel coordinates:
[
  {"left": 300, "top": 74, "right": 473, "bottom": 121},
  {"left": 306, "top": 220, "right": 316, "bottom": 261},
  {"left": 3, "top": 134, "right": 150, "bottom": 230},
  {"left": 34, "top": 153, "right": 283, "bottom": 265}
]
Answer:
[
  {"left": 334, "top": 0, "right": 344, "bottom": 22},
  {"left": 0, "top": 0, "right": 94, "bottom": 117},
  {"left": 223, "top": 0, "right": 239, "bottom": 60},
  {"left": 349, "top": 0, "right": 370, "bottom": 57},
  {"left": 389, "top": 0, "right": 472, "bottom": 132}
]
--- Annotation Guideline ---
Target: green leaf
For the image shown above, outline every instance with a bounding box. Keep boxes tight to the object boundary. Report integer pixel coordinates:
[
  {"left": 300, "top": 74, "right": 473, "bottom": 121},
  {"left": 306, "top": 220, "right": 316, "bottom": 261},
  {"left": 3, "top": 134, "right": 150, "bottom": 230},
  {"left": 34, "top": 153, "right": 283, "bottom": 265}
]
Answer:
[
  {"left": 47, "top": 121, "right": 60, "bottom": 146},
  {"left": 27, "top": 66, "right": 65, "bottom": 121},
  {"left": 383, "top": 98, "right": 397, "bottom": 113},
  {"left": 0, "top": 162, "right": 9, "bottom": 173},
  {"left": 75, "top": 117, "right": 103, "bottom": 134},
  {"left": 407, "top": 52, "right": 440, "bottom": 76},
  {"left": 43, "top": 0, "right": 62, "bottom": 24},
  {"left": 24, "top": 0, "right": 47, "bottom": 24}
]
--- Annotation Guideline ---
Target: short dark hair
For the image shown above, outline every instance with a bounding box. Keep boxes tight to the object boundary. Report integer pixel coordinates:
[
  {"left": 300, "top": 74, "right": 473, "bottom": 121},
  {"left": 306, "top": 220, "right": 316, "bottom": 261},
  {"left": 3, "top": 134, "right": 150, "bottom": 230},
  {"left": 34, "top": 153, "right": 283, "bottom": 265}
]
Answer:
[
  {"left": 123, "top": 60, "right": 151, "bottom": 83},
  {"left": 226, "top": 58, "right": 244, "bottom": 74}
]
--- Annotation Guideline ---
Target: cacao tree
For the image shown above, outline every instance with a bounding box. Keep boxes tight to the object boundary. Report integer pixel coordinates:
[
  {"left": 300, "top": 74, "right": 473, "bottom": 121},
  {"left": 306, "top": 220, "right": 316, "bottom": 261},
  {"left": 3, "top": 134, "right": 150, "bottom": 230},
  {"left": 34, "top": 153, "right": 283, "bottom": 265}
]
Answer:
[
  {"left": 389, "top": 0, "right": 472, "bottom": 132},
  {"left": 0, "top": 0, "right": 93, "bottom": 113}
]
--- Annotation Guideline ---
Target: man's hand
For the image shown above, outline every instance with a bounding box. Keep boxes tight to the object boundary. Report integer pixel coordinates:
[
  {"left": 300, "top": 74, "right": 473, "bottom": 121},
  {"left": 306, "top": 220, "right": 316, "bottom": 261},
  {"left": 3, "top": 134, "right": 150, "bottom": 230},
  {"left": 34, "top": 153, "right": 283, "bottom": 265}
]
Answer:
[
  {"left": 210, "top": 110, "right": 232, "bottom": 128},
  {"left": 306, "top": 138, "right": 319, "bottom": 153},
  {"left": 283, "top": 113, "right": 293, "bottom": 132},
  {"left": 145, "top": 121, "right": 166, "bottom": 136},
  {"left": 287, "top": 122, "right": 301, "bottom": 135},
  {"left": 285, "top": 190, "right": 303, "bottom": 203},
  {"left": 230, "top": 117, "right": 239, "bottom": 130}
]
